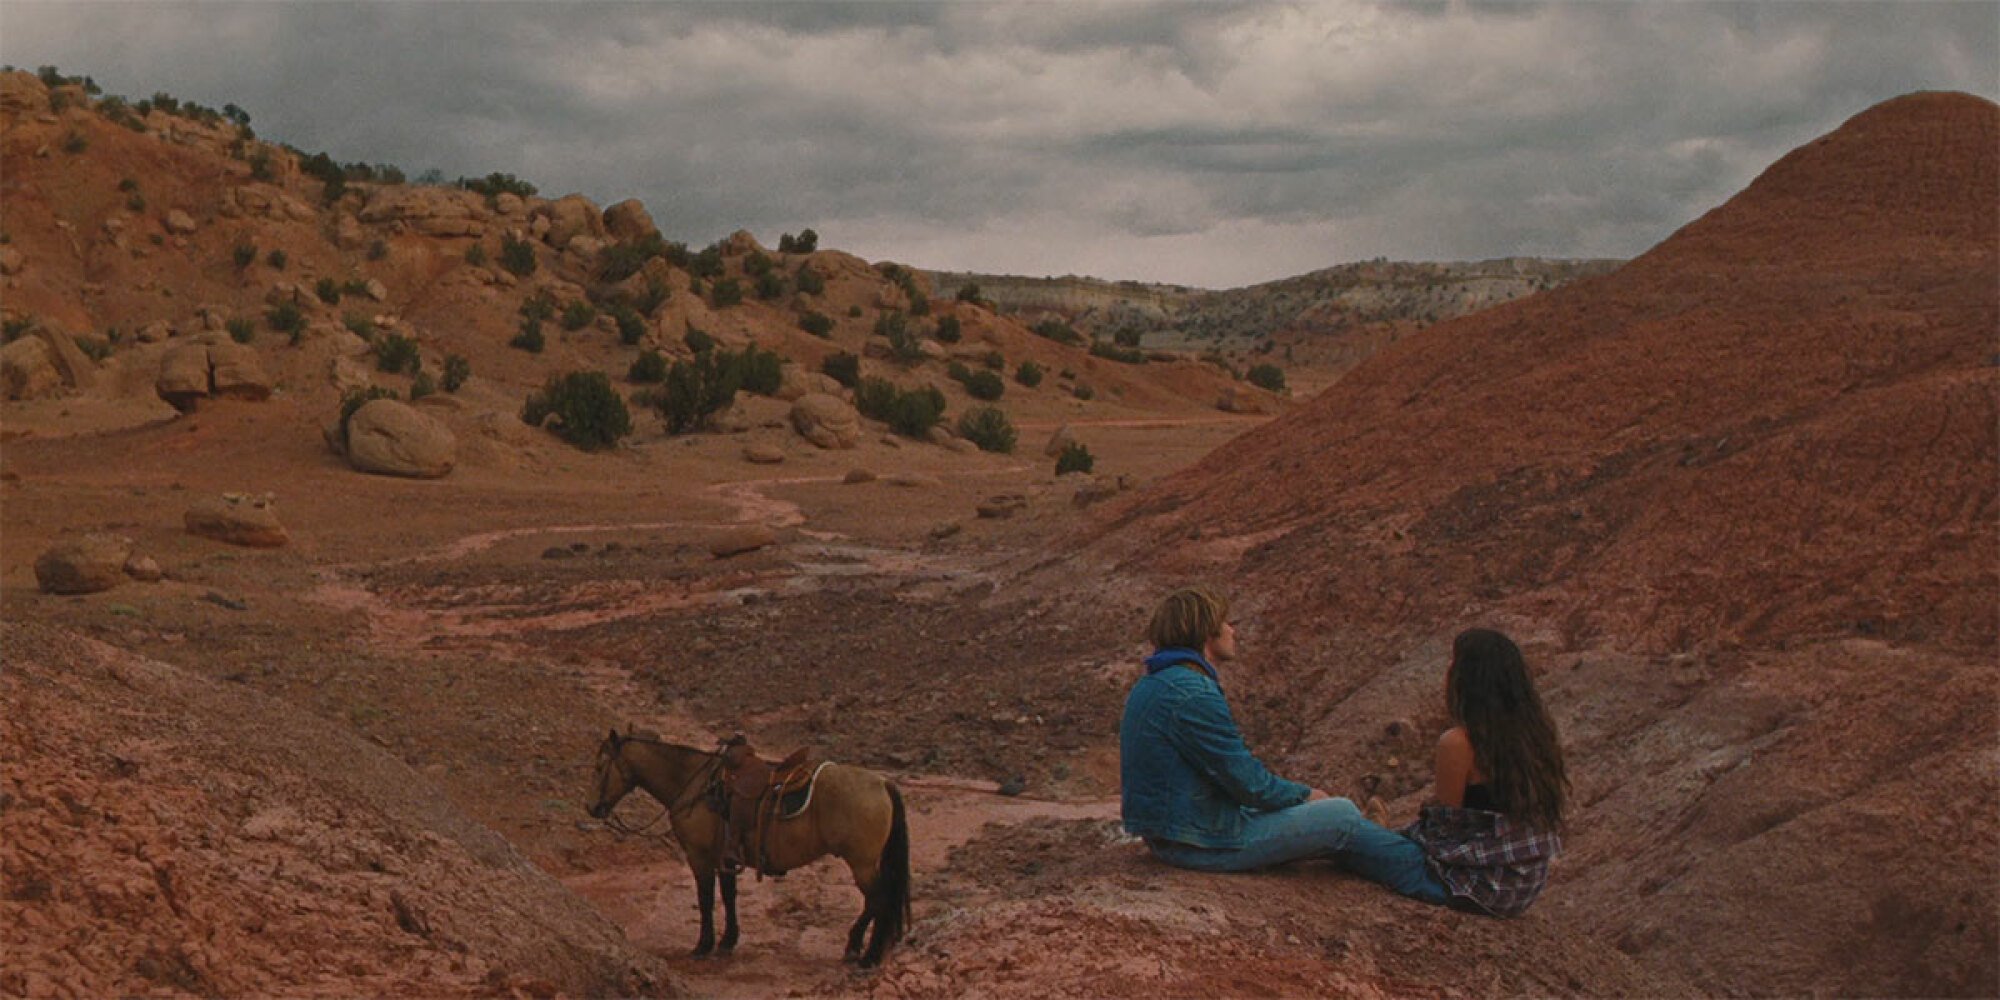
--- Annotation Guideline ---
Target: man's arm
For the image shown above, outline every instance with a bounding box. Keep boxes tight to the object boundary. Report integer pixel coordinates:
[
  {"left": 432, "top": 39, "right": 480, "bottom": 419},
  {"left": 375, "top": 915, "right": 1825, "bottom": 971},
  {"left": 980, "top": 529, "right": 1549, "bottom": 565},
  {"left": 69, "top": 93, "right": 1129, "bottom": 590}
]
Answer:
[{"left": 1166, "top": 685, "right": 1311, "bottom": 812}]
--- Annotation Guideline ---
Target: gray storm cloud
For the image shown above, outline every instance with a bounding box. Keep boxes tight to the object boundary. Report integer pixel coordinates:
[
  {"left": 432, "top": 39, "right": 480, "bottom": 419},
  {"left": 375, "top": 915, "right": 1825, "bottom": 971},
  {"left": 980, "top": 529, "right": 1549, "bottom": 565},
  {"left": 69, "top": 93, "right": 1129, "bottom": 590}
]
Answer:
[{"left": 3, "top": 1, "right": 1993, "bottom": 287}]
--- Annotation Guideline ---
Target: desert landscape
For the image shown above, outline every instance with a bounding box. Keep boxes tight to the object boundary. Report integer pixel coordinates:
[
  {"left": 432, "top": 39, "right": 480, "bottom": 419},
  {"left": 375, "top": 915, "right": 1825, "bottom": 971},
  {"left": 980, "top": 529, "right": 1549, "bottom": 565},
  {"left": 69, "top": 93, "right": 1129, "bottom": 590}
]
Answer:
[{"left": 2, "top": 45, "right": 1996, "bottom": 1000}]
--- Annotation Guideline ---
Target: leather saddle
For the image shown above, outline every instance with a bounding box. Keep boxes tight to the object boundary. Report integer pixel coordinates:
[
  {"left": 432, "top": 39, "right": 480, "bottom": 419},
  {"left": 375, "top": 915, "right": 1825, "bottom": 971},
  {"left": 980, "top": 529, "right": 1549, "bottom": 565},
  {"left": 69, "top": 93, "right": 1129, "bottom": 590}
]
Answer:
[{"left": 716, "top": 736, "right": 819, "bottom": 877}]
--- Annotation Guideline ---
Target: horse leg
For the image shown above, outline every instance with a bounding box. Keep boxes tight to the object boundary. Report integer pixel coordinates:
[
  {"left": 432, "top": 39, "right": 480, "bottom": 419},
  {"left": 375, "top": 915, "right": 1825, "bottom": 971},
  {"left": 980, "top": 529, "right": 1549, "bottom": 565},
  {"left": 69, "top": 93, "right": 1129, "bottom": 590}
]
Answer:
[
  {"left": 692, "top": 865, "right": 717, "bottom": 957},
  {"left": 717, "top": 869, "right": 740, "bottom": 955},
  {"left": 842, "top": 905, "right": 874, "bottom": 964}
]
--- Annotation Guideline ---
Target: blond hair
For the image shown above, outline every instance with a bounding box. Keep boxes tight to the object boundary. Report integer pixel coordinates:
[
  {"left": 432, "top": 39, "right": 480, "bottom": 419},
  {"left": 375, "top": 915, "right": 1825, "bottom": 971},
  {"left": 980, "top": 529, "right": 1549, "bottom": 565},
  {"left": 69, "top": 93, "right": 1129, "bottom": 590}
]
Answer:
[{"left": 1147, "top": 586, "right": 1230, "bottom": 651}]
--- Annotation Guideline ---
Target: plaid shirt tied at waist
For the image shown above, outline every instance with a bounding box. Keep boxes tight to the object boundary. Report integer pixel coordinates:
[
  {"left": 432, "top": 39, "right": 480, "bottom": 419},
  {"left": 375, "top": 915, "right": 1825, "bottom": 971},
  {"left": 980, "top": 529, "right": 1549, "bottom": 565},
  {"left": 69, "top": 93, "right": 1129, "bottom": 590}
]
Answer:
[{"left": 1402, "top": 802, "right": 1561, "bottom": 918}]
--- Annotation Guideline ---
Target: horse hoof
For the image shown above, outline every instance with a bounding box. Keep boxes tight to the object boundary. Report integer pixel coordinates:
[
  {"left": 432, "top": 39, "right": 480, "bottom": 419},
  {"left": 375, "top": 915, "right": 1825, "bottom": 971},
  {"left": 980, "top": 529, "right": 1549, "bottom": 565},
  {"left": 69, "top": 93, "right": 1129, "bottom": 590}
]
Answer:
[
  {"left": 841, "top": 951, "right": 860, "bottom": 964},
  {"left": 692, "top": 945, "right": 714, "bottom": 958}
]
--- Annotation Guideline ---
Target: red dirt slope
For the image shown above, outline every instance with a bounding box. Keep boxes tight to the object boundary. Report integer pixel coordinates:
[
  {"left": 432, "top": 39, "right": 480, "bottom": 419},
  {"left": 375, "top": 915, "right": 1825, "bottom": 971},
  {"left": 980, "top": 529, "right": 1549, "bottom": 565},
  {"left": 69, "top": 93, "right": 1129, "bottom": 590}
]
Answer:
[{"left": 1080, "top": 91, "right": 1999, "bottom": 996}]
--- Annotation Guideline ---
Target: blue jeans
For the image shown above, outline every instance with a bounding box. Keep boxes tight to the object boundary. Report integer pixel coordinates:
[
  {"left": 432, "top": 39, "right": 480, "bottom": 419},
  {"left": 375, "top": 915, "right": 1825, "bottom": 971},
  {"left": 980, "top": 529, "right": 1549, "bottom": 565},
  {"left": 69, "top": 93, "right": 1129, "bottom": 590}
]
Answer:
[{"left": 1148, "top": 798, "right": 1451, "bottom": 904}]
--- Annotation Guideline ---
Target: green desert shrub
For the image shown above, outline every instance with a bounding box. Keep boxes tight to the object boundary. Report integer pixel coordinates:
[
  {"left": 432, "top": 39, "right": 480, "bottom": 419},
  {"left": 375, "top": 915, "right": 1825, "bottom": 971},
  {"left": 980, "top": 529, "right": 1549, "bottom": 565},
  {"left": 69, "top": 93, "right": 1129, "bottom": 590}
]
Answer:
[
  {"left": 1246, "top": 363, "right": 1287, "bottom": 392},
  {"left": 962, "top": 368, "right": 1004, "bottom": 401},
  {"left": 934, "top": 315, "right": 961, "bottom": 343},
  {"left": 821, "top": 351, "right": 860, "bottom": 388},
  {"left": 755, "top": 270, "right": 786, "bottom": 301},
  {"left": 521, "top": 371, "right": 632, "bottom": 450},
  {"left": 855, "top": 378, "right": 946, "bottom": 438},
  {"left": 723, "top": 344, "right": 784, "bottom": 397},
  {"left": 957, "top": 406, "right": 1016, "bottom": 454},
  {"left": 1055, "top": 441, "right": 1095, "bottom": 475},
  {"left": 408, "top": 371, "right": 437, "bottom": 401},
  {"left": 799, "top": 311, "right": 834, "bottom": 338},
  {"left": 232, "top": 243, "right": 257, "bottom": 269},
  {"left": 710, "top": 277, "right": 743, "bottom": 307},
  {"left": 561, "top": 300, "right": 596, "bottom": 331},
  {"left": 499, "top": 236, "right": 537, "bottom": 277},
  {"left": 510, "top": 318, "right": 545, "bottom": 353},
  {"left": 684, "top": 327, "right": 717, "bottom": 355},
  {"left": 265, "top": 301, "right": 303, "bottom": 337},
  {"left": 441, "top": 354, "right": 471, "bottom": 392},
  {"left": 1015, "top": 361, "right": 1044, "bottom": 387},
  {"left": 610, "top": 304, "right": 646, "bottom": 346},
  {"left": 266, "top": 248, "right": 287, "bottom": 270},
  {"left": 1032, "top": 319, "right": 1081, "bottom": 345},
  {"left": 464, "top": 242, "right": 488, "bottom": 267},
  {"left": 226, "top": 317, "right": 256, "bottom": 344},
  {"left": 794, "top": 266, "right": 825, "bottom": 295},
  {"left": 628, "top": 349, "right": 668, "bottom": 384},
  {"left": 1072, "top": 382, "right": 1095, "bottom": 401},
  {"left": 374, "top": 332, "right": 421, "bottom": 374},
  {"left": 1089, "top": 341, "right": 1146, "bottom": 364},
  {"left": 315, "top": 277, "right": 342, "bottom": 304},
  {"left": 657, "top": 352, "right": 741, "bottom": 435}
]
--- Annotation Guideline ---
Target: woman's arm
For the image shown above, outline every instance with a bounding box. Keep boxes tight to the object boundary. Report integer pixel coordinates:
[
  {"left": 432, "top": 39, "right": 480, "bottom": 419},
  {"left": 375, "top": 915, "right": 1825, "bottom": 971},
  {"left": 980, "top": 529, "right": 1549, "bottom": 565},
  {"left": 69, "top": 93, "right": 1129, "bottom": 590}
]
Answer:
[{"left": 1434, "top": 726, "right": 1476, "bottom": 807}]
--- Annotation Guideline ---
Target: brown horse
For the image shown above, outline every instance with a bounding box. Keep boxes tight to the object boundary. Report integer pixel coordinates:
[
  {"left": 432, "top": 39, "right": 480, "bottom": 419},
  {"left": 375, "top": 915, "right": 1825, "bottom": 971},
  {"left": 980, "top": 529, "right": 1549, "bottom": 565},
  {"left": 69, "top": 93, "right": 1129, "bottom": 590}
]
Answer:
[{"left": 586, "top": 729, "right": 911, "bottom": 967}]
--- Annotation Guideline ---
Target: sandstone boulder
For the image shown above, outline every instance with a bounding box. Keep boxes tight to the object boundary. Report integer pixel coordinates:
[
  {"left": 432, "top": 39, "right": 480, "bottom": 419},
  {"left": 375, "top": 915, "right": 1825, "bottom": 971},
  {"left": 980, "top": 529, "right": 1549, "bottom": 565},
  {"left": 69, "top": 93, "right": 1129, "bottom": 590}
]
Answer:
[
  {"left": 164, "top": 209, "right": 197, "bottom": 235},
  {"left": 346, "top": 399, "right": 455, "bottom": 478},
  {"left": 30, "top": 327, "right": 95, "bottom": 391},
  {"left": 207, "top": 341, "right": 272, "bottom": 401},
  {"left": 0, "top": 246, "right": 24, "bottom": 275},
  {"left": 843, "top": 468, "right": 876, "bottom": 485},
  {"left": 710, "top": 524, "right": 777, "bottom": 558},
  {"left": 602, "top": 199, "right": 657, "bottom": 242},
  {"left": 542, "top": 195, "right": 606, "bottom": 247},
  {"left": 742, "top": 443, "right": 786, "bottom": 465},
  {"left": 185, "top": 494, "right": 289, "bottom": 548},
  {"left": 156, "top": 342, "right": 212, "bottom": 410},
  {"left": 886, "top": 473, "right": 943, "bottom": 489},
  {"left": 35, "top": 534, "right": 134, "bottom": 595},
  {"left": 1, "top": 336, "right": 61, "bottom": 400},
  {"left": 124, "top": 555, "right": 164, "bottom": 582},
  {"left": 359, "top": 186, "right": 482, "bottom": 230},
  {"left": 363, "top": 278, "right": 388, "bottom": 302},
  {"left": 776, "top": 366, "right": 844, "bottom": 402},
  {"left": 1217, "top": 384, "right": 1275, "bottom": 415},
  {"left": 790, "top": 393, "right": 861, "bottom": 450},
  {"left": 976, "top": 494, "right": 1029, "bottom": 519},
  {"left": 493, "top": 192, "right": 526, "bottom": 216},
  {"left": 722, "top": 230, "right": 765, "bottom": 256}
]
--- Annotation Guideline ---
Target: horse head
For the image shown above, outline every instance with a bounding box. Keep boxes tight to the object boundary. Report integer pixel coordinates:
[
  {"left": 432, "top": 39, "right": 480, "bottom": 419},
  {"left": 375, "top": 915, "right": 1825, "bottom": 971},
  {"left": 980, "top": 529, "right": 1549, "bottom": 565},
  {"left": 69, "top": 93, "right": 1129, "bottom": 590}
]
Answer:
[{"left": 587, "top": 729, "right": 632, "bottom": 819}]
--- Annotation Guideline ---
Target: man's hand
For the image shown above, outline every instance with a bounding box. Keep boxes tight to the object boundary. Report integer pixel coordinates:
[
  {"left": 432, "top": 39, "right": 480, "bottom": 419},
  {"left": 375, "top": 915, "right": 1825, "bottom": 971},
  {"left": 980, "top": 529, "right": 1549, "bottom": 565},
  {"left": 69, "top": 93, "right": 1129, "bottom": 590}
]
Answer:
[{"left": 1307, "top": 788, "right": 1331, "bottom": 802}]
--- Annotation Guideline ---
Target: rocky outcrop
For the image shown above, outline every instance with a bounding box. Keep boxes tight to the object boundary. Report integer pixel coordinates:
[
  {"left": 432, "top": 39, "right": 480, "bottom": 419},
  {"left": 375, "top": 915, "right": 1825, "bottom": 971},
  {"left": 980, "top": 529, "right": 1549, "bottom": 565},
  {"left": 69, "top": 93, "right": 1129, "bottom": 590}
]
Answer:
[
  {"left": 184, "top": 494, "right": 289, "bottom": 548},
  {"left": 34, "top": 534, "right": 134, "bottom": 595},
  {"left": 357, "top": 187, "right": 486, "bottom": 238},
  {"left": 156, "top": 343, "right": 212, "bottom": 410},
  {"left": 1043, "top": 424, "right": 1077, "bottom": 458},
  {"left": 345, "top": 399, "right": 455, "bottom": 478},
  {"left": 741, "top": 443, "right": 785, "bottom": 465},
  {"left": 164, "top": 209, "right": 198, "bottom": 235},
  {"left": 601, "top": 200, "right": 656, "bottom": 242},
  {"left": 789, "top": 393, "right": 861, "bottom": 450},
  {"left": 776, "top": 366, "right": 843, "bottom": 402}
]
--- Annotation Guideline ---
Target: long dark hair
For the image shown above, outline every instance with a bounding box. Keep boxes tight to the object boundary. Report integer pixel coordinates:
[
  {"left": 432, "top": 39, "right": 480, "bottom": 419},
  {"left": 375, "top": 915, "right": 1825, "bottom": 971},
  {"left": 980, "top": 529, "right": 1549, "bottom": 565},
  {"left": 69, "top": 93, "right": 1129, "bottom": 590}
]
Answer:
[{"left": 1447, "top": 629, "right": 1568, "bottom": 830}]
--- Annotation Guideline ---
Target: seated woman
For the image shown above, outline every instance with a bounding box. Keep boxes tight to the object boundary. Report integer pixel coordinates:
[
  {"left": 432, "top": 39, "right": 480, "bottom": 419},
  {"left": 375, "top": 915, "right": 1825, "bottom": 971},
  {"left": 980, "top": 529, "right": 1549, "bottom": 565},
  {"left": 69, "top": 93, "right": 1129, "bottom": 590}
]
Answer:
[{"left": 1119, "top": 588, "right": 1566, "bottom": 917}]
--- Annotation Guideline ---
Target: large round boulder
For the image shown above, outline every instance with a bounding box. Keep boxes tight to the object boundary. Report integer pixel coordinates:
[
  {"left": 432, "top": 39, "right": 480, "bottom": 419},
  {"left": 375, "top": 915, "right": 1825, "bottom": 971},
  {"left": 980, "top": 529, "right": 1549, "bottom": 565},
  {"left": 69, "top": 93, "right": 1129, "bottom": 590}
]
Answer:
[
  {"left": 789, "top": 393, "right": 860, "bottom": 450},
  {"left": 602, "top": 199, "right": 657, "bottom": 242},
  {"left": 184, "top": 494, "right": 290, "bottom": 548},
  {"left": 207, "top": 341, "right": 273, "bottom": 401},
  {"left": 156, "top": 342, "right": 212, "bottom": 411},
  {"left": 35, "top": 534, "right": 134, "bottom": 595},
  {"left": 346, "top": 399, "right": 456, "bottom": 478}
]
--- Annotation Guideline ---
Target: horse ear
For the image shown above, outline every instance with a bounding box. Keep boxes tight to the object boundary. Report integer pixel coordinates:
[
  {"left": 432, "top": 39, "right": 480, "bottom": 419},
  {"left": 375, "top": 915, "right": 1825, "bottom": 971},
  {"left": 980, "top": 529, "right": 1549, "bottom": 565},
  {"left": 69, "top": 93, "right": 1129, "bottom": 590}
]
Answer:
[{"left": 607, "top": 728, "right": 621, "bottom": 746}]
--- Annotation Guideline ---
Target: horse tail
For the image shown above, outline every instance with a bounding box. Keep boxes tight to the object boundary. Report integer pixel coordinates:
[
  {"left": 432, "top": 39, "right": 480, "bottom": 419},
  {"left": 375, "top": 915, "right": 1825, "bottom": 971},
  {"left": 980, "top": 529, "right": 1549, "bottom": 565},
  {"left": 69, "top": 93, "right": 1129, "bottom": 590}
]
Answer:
[{"left": 874, "top": 781, "right": 912, "bottom": 946}]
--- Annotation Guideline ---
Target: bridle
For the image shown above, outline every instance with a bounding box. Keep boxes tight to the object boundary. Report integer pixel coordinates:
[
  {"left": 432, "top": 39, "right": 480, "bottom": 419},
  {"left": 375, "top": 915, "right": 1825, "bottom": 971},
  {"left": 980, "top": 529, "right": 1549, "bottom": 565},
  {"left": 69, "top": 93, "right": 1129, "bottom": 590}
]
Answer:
[{"left": 593, "top": 734, "right": 730, "bottom": 838}]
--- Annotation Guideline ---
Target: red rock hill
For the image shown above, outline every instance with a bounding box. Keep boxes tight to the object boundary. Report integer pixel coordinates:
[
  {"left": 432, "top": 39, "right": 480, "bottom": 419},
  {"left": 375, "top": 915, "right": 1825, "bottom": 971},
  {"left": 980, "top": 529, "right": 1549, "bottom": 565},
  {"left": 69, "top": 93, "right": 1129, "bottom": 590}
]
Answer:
[{"left": 1082, "top": 91, "right": 1998, "bottom": 996}]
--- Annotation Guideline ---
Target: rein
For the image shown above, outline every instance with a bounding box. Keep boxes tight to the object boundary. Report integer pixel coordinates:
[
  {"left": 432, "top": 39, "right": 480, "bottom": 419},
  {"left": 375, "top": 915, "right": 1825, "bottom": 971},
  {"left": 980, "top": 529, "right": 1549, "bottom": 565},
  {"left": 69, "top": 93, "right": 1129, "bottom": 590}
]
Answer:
[{"left": 599, "top": 736, "right": 727, "bottom": 839}]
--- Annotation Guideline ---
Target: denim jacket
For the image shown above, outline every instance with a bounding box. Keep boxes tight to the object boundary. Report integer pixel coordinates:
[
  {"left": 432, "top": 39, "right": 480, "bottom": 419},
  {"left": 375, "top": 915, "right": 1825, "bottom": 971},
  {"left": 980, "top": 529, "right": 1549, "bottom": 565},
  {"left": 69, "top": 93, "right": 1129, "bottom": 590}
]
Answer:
[{"left": 1119, "top": 648, "right": 1311, "bottom": 848}]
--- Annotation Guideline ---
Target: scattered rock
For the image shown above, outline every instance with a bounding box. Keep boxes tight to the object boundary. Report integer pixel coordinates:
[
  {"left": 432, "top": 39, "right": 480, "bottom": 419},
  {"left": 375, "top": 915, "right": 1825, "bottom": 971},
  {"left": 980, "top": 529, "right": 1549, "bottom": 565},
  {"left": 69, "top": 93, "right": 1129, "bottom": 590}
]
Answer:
[
  {"left": 163, "top": 209, "right": 198, "bottom": 235},
  {"left": 123, "top": 555, "right": 163, "bottom": 582},
  {"left": 35, "top": 534, "right": 134, "bottom": 594},
  {"left": 363, "top": 278, "right": 389, "bottom": 302},
  {"left": 946, "top": 438, "right": 978, "bottom": 455},
  {"left": 976, "top": 494, "right": 1029, "bottom": 519},
  {"left": 997, "top": 775, "right": 1028, "bottom": 797},
  {"left": 843, "top": 468, "right": 876, "bottom": 485},
  {"left": 541, "top": 546, "right": 574, "bottom": 560},
  {"left": 0, "top": 336, "right": 62, "bottom": 401},
  {"left": 1071, "top": 475, "right": 1126, "bottom": 508},
  {"left": 201, "top": 591, "right": 249, "bottom": 612},
  {"left": 0, "top": 246, "right": 24, "bottom": 275},
  {"left": 928, "top": 522, "right": 963, "bottom": 540},
  {"left": 790, "top": 393, "right": 862, "bottom": 449},
  {"left": 184, "top": 493, "right": 290, "bottom": 548},
  {"left": 887, "top": 473, "right": 943, "bottom": 489},
  {"left": 346, "top": 399, "right": 456, "bottom": 479},
  {"left": 742, "top": 443, "right": 786, "bottom": 465},
  {"left": 1217, "top": 384, "right": 1275, "bottom": 414},
  {"left": 777, "top": 366, "right": 843, "bottom": 402},
  {"left": 541, "top": 194, "right": 606, "bottom": 247},
  {"left": 710, "top": 524, "right": 777, "bottom": 558},
  {"left": 29, "top": 327, "right": 96, "bottom": 392}
]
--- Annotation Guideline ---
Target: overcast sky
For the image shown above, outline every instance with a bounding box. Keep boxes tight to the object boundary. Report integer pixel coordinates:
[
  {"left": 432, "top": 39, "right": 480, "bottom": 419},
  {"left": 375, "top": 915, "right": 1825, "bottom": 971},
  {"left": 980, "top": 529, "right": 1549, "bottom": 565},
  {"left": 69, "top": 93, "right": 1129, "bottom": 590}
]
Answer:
[{"left": 5, "top": 2, "right": 1994, "bottom": 287}]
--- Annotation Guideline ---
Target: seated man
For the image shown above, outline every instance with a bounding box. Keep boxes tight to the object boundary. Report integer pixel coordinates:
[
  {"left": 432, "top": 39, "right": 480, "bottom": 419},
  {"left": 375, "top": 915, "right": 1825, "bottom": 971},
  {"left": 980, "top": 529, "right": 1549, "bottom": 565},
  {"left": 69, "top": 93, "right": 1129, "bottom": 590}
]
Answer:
[{"left": 1118, "top": 586, "right": 1452, "bottom": 905}]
